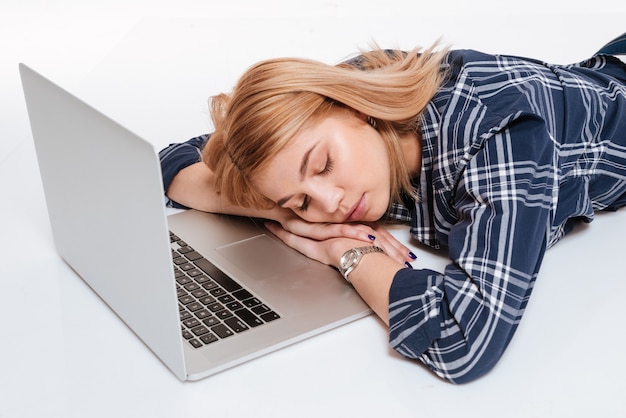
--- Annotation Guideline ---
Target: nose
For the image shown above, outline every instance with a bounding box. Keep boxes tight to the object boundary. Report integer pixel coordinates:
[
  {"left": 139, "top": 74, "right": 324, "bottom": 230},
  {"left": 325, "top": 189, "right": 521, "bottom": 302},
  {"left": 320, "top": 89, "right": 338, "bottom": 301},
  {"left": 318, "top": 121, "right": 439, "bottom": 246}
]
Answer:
[{"left": 309, "top": 182, "right": 343, "bottom": 214}]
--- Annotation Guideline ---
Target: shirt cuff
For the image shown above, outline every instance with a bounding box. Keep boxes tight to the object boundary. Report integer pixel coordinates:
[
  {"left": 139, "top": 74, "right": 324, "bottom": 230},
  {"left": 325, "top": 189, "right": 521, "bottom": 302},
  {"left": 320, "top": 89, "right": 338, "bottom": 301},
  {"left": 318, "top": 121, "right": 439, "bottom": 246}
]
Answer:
[{"left": 388, "top": 267, "right": 444, "bottom": 358}]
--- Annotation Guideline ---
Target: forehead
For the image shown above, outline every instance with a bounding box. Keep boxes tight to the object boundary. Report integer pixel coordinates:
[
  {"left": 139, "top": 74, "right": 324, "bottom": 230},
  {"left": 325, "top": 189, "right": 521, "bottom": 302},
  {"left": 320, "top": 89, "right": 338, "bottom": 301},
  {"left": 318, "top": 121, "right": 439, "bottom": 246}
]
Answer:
[
  {"left": 252, "top": 108, "right": 360, "bottom": 192},
  {"left": 258, "top": 126, "right": 316, "bottom": 176}
]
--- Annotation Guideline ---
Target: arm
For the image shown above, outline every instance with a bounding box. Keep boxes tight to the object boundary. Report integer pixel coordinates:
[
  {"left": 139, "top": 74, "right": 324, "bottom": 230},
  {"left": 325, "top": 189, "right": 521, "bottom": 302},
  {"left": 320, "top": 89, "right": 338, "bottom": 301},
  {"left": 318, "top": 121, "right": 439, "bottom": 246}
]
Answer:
[
  {"left": 388, "top": 117, "right": 557, "bottom": 383},
  {"left": 167, "top": 161, "right": 290, "bottom": 220},
  {"left": 159, "top": 136, "right": 292, "bottom": 220}
]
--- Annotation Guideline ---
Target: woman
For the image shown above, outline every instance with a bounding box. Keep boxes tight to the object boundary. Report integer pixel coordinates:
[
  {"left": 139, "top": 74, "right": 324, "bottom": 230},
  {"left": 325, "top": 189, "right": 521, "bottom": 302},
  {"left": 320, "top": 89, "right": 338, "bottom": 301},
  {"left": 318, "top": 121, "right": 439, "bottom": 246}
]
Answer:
[{"left": 160, "top": 35, "right": 626, "bottom": 383}]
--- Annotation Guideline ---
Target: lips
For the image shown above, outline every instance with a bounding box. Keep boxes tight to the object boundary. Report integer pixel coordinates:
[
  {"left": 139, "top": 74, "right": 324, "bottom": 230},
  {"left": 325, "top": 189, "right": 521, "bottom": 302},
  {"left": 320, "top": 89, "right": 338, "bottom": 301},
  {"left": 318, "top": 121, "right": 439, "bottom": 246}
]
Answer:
[{"left": 345, "top": 194, "right": 366, "bottom": 222}]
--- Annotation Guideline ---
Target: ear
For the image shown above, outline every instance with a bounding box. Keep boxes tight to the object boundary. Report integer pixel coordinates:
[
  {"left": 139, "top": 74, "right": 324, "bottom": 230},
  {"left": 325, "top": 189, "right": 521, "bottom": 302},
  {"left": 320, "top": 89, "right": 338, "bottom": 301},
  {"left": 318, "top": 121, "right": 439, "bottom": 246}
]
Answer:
[
  {"left": 366, "top": 116, "right": 378, "bottom": 129},
  {"left": 350, "top": 109, "right": 377, "bottom": 128}
]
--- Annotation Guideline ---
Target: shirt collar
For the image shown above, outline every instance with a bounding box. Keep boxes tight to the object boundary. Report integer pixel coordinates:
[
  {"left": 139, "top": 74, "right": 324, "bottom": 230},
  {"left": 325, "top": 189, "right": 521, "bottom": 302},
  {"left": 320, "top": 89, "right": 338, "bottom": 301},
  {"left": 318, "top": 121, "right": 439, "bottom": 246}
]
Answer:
[{"left": 410, "top": 100, "right": 443, "bottom": 248}]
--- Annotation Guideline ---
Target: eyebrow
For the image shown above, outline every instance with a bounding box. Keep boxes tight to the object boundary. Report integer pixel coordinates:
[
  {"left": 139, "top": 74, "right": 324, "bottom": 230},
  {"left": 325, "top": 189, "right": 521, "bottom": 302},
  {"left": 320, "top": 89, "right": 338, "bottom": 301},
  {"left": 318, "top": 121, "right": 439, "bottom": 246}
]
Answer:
[{"left": 276, "top": 143, "right": 317, "bottom": 207}]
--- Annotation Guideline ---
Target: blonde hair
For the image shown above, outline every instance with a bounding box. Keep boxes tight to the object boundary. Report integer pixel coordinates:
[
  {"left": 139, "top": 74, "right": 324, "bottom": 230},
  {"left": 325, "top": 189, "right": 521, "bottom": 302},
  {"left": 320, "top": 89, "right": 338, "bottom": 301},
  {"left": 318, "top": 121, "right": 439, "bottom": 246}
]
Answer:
[{"left": 203, "top": 43, "right": 448, "bottom": 210}]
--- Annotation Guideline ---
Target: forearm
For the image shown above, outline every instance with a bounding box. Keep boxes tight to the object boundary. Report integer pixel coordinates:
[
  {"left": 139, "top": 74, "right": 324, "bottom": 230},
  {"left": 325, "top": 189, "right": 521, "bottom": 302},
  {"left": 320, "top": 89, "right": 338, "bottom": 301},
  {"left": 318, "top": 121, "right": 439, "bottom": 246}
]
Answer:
[
  {"left": 341, "top": 252, "right": 405, "bottom": 325},
  {"left": 166, "top": 162, "right": 290, "bottom": 221}
]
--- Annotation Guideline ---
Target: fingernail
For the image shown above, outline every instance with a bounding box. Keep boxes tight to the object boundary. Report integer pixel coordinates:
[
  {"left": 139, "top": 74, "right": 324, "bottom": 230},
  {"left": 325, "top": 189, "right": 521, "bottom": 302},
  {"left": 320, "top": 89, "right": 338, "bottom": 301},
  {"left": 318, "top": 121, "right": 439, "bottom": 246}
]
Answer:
[
  {"left": 405, "top": 262, "right": 413, "bottom": 269},
  {"left": 368, "top": 234, "right": 376, "bottom": 241},
  {"left": 408, "top": 251, "right": 417, "bottom": 260}
]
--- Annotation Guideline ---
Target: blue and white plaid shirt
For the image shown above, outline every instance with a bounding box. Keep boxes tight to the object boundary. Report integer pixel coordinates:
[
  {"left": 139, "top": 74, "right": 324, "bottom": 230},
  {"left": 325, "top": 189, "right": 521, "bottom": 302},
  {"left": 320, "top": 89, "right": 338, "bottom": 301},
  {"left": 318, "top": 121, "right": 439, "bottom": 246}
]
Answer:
[
  {"left": 387, "top": 50, "right": 626, "bottom": 383},
  {"left": 159, "top": 50, "right": 626, "bottom": 383}
]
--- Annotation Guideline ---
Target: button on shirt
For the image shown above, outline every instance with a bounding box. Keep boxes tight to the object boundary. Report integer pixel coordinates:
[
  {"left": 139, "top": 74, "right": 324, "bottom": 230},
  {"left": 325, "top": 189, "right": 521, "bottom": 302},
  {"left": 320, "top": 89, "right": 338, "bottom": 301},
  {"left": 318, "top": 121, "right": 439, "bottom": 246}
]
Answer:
[{"left": 387, "top": 50, "right": 626, "bottom": 383}]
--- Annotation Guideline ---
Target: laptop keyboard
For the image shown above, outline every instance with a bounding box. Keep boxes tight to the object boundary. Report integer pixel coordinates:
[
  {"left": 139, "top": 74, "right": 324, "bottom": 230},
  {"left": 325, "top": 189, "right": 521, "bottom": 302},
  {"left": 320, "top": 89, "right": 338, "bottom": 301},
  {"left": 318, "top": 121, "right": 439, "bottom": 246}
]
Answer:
[{"left": 170, "top": 231, "right": 280, "bottom": 348}]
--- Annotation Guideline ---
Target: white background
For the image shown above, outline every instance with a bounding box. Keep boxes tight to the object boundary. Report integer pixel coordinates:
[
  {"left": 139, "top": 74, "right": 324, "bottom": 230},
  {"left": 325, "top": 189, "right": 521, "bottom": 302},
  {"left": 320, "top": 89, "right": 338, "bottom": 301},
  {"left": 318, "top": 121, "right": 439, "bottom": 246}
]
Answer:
[{"left": 1, "top": 1, "right": 625, "bottom": 417}]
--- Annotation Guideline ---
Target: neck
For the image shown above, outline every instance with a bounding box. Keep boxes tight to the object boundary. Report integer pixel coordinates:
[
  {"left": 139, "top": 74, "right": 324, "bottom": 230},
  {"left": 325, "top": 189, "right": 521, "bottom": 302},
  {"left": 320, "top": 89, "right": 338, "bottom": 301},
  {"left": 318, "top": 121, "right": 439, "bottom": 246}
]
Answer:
[{"left": 399, "top": 131, "right": 422, "bottom": 177}]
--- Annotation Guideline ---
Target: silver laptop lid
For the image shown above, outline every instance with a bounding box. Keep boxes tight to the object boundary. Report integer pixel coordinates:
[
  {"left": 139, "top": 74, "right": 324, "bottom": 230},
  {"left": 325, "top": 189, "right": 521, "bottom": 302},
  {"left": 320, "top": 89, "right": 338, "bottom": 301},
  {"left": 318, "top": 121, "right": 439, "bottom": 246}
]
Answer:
[{"left": 19, "top": 64, "right": 187, "bottom": 380}]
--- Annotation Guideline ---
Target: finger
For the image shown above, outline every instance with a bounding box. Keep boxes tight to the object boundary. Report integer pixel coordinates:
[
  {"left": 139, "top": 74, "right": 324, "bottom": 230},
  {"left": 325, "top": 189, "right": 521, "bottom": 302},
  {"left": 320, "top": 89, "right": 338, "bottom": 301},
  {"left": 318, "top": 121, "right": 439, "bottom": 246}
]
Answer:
[
  {"left": 282, "top": 218, "right": 377, "bottom": 242},
  {"left": 265, "top": 222, "right": 327, "bottom": 263},
  {"left": 368, "top": 227, "right": 416, "bottom": 265}
]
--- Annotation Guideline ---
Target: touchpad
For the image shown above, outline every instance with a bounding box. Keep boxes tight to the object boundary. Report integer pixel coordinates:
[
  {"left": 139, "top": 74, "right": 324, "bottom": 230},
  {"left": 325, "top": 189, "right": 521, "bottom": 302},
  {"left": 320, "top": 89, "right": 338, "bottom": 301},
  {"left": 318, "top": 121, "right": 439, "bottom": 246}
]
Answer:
[{"left": 216, "top": 235, "right": 309, "bottom": 280}]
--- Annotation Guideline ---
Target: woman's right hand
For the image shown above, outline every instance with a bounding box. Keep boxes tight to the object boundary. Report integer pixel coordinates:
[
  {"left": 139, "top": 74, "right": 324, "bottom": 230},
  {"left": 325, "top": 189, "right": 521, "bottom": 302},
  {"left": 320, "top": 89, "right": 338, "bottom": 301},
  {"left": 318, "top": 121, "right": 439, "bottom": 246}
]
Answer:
[{"left": 270, "top": 214, "right": 416, "bottom": 266}]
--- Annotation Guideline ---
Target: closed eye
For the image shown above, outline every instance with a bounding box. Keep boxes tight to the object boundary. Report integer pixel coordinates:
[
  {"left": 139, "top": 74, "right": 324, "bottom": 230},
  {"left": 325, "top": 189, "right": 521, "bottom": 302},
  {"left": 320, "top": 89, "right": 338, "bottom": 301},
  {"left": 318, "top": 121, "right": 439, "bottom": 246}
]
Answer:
[
  {"left": 297, "top": 155, "right": 333, "bottom": 212},
  {"left": 319, "top": 156, "right": 334, "bottom": 175},
  {"left": 298, "top": 195, "right": 311, "bottom": 212}
]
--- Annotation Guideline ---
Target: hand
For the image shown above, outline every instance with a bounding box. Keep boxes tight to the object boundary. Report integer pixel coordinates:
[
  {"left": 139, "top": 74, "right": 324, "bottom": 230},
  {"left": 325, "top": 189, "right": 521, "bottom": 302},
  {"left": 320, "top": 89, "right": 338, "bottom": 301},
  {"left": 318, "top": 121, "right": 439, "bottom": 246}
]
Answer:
[
  {"left": 265, "top": 218, "right": 416, "bottom": 267},
  {"left": 266, "top": 220, "right": 408, "bottom": 326}
]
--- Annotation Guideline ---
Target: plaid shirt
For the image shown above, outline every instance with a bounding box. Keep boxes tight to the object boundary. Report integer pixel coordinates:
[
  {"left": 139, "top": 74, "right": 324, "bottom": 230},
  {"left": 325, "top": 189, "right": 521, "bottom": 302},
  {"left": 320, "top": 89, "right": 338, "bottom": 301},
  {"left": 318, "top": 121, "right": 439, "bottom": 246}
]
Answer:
[{"left": 388, "top": 50, "right": 626, "bottom": 383}]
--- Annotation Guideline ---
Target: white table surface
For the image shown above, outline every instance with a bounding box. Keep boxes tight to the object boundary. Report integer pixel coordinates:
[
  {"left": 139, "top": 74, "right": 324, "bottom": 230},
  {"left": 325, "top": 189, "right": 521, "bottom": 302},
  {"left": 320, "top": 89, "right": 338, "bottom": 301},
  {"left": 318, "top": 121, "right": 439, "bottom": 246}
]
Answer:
[{"left": 1, "top": 2, "right": 625, "bottom": 417}]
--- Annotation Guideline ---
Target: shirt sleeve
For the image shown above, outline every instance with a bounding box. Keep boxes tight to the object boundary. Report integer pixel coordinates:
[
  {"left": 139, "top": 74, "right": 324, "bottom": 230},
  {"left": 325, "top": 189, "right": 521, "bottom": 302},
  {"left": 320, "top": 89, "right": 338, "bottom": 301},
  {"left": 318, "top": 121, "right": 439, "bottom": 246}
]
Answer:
[
  {"left": 388, "top": 114, "right": 557, "bottom": 383},
  {"left": 158, "top": 134, "right": 210, "bottom": 208}
]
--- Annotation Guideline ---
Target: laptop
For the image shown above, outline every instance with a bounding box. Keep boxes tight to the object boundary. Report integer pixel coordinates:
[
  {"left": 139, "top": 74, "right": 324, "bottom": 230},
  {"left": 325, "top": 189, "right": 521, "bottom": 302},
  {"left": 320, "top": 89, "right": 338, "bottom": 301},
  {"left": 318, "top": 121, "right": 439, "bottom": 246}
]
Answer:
[{"left": 19, "top": 63, "right": 371, "bottom": 381}]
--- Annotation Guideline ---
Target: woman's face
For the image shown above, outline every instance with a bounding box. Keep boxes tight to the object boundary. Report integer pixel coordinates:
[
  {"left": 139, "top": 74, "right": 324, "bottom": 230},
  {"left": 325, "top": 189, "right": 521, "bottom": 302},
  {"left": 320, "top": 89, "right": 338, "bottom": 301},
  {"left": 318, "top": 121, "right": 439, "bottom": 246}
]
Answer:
[{"left": 253, "top": 109, "right": 392, "bottom": 223}]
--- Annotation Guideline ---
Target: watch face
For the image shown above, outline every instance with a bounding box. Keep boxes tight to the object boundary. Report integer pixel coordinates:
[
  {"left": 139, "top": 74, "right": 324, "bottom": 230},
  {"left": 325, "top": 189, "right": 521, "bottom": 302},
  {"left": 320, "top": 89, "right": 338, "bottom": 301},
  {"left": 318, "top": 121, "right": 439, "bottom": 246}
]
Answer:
[{"left": 341, "top": 250, "right": 358, "bottom": 269}]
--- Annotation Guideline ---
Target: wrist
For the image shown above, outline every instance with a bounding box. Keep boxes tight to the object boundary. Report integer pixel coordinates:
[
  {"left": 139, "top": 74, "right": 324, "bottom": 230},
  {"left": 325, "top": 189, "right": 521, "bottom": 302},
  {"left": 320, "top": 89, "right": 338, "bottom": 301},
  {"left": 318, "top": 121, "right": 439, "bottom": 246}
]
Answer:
[{"left": 338, "top": 246, "right": 385, "bottom": 282}]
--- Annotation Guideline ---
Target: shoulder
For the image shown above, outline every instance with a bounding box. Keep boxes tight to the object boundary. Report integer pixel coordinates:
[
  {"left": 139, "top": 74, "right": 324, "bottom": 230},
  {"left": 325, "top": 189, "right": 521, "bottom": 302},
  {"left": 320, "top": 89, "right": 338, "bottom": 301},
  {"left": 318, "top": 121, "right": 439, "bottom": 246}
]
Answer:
[{"left": 443, "top": 49, "right": 551, "bottom": 86}]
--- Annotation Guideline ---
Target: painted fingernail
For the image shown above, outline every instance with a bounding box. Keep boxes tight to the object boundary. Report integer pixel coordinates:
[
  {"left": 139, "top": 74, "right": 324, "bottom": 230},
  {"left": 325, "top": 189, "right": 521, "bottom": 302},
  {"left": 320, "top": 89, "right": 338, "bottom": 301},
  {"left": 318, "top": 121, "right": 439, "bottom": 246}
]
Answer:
[
  {"left": 368, "top": 234, "right": 376, "bottom": 241},
  {"left": 405, "top": 262, "right": 414, "bottom": 269},
  {"left": 408, "top": 251, "right": 417, "bottom": 260}
]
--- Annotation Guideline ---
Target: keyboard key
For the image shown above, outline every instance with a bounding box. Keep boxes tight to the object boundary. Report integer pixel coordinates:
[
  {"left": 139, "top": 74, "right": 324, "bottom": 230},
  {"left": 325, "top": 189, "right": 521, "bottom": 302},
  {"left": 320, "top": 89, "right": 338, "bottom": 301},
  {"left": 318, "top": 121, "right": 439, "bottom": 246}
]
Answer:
[
  {"left": 211, "top": 324, "right": 234, "bottom": 339},
  {"left": 194, "top": 309, "right": 211, "bottom": 319},
  {"left": 225, "top": 301, "right": 243, "bottom": 311},
  {"left": 182, "top": 330, "right": 194, "bottom": 340},
  {"left": 183, "top": 318, "right": 200, "bottom": 328},
  {"left": 186, "top": 268, "right": 203, "bottom": 277},
  {"left": 216, "top": 310, "right": 233, "bottom": 320},
  {"left": 224, "top": 317, "right": 249, "bottom": 333},
  {"left": 184, "top": 251, "right": 203, "bottom": 261},
  {"left": 173, "top": 257, "right": 187, "bottom": 266},
  {"left": 207, "top": 302, "right": 224, "bottom": 313},
  {"left": 217, "top": 294, "right": 235, "bottom": 304},
  {"left": 178, "top": 246, "right": 193, "bottom": 254},
  {"left": 191, "top": 289, "right": 209, "bottom": 298},
  {"left": 202, "top": 280, "right": 219, "bottom": 290},
  {"left": 202, "top": 316, "right": 220, "bottom": 327},
  {"left": 251, "top": 304, "right": 270, "bottom": 315},
  {"left": 198, "top": 295, "right": 216, "bottom": 306},
  {"left": 178, "top": 295, "right": 194, "bottom": 305},
  {"left": 200, "top": 333, "right": 219, "bottom": 345},
  {"left": 243, "top": 298, "right": 262, "bottom": 308},
  {"left": 194, "top": 275, "right": 210, "bottom": 284},
  {"left": 209, "top": 287, "right": 227, "bottom": 297},
  {"left": 186, "top": 302, "right": 203, "bottom": 312},
  {"left": 176, "top": 276, "right": 192, "bottom": 285},
  {"left": 235, "top": 308, "right": 264, "bottom": 328},
  {"left": 179, "top": 263, "right": 195, "bottom": 271},
  {"left": 191, "top": 325, "right": 210, "bottom": 336},
  {"left": 261, "top": 311, "right": 280, "bottom": 322},
  {"left": 188, "top": 338, "right": 202, "bottom": 348},
  {"left": 184, "top": 282, "right": 200, "bottom": 292},
  {"left": 232, "top": 289, "right": 253, "bottom": 301}
]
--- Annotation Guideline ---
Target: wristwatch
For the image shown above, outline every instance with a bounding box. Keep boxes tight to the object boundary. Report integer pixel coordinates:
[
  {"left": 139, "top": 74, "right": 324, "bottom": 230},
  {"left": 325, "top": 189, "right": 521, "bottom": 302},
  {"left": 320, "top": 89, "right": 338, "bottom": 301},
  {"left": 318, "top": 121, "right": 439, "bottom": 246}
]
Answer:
[{"left": 338, "top": 246, "right": 385, "bottom": 283}]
